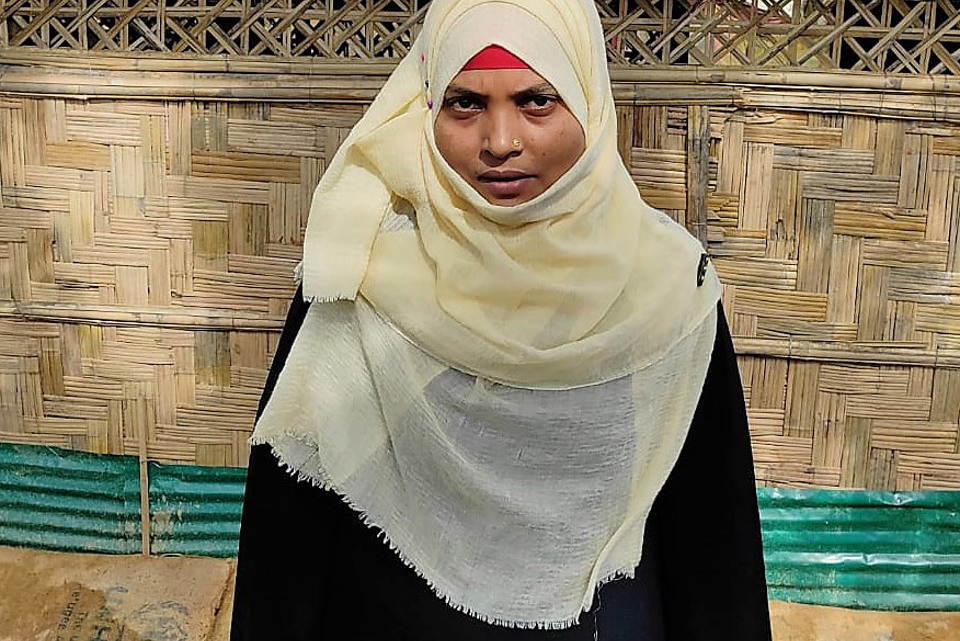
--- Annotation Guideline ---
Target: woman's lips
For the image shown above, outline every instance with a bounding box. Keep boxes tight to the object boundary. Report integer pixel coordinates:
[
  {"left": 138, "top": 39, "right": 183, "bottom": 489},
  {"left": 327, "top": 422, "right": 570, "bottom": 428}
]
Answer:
[{"left": 478, "top": 172, "right": 535, "bottom": 199}]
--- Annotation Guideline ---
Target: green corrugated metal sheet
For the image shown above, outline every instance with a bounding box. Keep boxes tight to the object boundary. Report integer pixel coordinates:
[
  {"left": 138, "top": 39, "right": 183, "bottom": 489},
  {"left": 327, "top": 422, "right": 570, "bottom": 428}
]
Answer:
[
  {"left": 759, "top": 488, "right": 960, "bottom": 611},
  {"left": 1, "top": 442, "right": 959, "bottom": 611},
  {"left": 0, "top": 442, "right": 141, "bottom": 554},
  {"left": 148, "top": 461, "right": 246, "bottom": 557}
]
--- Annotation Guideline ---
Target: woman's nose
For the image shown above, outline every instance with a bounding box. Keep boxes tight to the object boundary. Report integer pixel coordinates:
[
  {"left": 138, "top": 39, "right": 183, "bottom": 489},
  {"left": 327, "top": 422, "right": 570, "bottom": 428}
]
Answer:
[{"left": 482, "top": 108, "right": 521, "bottom": 159}]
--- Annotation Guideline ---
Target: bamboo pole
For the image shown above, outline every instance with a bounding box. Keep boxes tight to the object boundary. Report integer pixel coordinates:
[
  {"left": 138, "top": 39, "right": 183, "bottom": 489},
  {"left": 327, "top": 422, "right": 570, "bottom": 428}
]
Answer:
[
  {"left": 5, "top": 55, "right": 960, "bottom": 123},
  {"left": 734, "top": 337, "right": 960, "bottom": 370},
  {"left": 0, "top": 300, "right": 286, "bottom": 330}
]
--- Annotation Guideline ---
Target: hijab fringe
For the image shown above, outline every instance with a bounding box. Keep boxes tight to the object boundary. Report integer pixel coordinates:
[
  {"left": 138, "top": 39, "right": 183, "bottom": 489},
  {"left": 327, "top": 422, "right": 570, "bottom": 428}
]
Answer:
[
  {"left": 294, "top": 260, "right": 350, "bottom": 304},
  {"left": 249, "top": 433, "right": 647, "bottom": 631}
]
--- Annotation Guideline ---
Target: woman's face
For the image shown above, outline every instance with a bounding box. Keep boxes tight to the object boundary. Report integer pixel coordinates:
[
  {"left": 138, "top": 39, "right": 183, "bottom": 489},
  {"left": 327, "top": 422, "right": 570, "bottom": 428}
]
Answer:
[{"left": 434, "top": 68, "right": 586, "bottom": 206}]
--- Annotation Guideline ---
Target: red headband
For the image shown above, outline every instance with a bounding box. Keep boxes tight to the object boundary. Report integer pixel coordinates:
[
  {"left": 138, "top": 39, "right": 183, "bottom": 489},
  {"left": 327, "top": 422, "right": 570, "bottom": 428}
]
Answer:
[{"left": 461, "top": 45, "right": 530, "bottom": 71}]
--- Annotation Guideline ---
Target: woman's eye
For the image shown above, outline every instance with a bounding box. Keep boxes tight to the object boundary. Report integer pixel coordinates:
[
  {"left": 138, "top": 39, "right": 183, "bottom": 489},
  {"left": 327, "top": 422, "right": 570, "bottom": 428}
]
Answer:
[
  {"left": 444, "top": 97, "right": 482, "bottom": 112},
  {"left": 524, "top": 95, "right": 558, "bottom": 111}
]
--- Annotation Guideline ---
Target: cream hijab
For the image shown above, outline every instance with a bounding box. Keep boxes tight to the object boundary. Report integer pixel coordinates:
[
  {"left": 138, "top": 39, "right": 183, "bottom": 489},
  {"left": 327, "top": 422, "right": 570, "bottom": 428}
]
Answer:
[
  {"left": 253, "top": 0, "right": 723, "bottom": 629},
  {"left": 301, "top": 0, "right": 721, "bottom": 388}
]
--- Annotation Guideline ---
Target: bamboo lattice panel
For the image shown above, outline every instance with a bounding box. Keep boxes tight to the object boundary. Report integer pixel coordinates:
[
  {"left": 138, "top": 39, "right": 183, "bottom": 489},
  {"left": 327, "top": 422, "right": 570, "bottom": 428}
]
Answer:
[
  {"left": 3, "top": 0, "right": 960, "bottom": 74},
  {"left": 1, "top": 92, "right": 960, "bottom": 488}
]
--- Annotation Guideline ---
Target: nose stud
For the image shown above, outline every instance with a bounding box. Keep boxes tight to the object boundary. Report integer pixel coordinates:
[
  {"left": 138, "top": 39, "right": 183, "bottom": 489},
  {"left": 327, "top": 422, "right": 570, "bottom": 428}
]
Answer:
[{"left": 512, "top": 138, "right": 521, "bottom": 149}]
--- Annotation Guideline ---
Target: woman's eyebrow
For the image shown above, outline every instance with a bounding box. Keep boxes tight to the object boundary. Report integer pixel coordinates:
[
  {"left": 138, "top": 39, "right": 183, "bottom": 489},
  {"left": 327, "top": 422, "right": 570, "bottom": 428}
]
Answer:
[
  {"left": 443, "top": 85, "right": 482, "bottom": 98},
  {"left": 512, "top": 83, "right": 559, "bottom": 100},
  {"left": 443, "top": 82, "right": 558, "bottom": 99}
]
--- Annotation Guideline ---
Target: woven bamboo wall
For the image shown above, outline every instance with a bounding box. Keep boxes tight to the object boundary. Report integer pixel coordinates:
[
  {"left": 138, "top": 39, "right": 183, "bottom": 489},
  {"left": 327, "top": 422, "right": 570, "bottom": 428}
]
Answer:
[
  {"left": 0, "top": 95, "right": 362, "bottom": 465},
  {"left": 1, "top": 53, "right": 960, "bottom": 489}
]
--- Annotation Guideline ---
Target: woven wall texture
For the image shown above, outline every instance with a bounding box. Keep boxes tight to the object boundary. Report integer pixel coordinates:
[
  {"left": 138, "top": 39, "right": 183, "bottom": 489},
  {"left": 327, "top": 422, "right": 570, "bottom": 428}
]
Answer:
[
  {"left": 1, "top": 88, "right": 959, "bottom": 489},
  {"left": 4, "top": 0, "right": 960, "bottom": 75}
]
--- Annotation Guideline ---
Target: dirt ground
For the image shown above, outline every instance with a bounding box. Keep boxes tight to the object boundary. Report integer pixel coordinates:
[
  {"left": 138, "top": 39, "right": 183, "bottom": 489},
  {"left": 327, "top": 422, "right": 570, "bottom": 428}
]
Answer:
[
  {"left": 0, "top": 546, "right": 233, "bottom": 641},
  {"left": 1, "top": 545, "right": 958, "bottom": 640}
]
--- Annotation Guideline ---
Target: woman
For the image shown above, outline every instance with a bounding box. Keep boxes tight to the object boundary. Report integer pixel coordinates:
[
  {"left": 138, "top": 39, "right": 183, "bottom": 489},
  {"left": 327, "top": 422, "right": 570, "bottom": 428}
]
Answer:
[{"left": 230, "top": 0, "right": 772, "bottom": 638}]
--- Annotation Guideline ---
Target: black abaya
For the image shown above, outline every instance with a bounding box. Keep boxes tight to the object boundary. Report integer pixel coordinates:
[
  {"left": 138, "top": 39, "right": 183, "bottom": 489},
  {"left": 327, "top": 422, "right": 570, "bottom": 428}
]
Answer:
[{"left": 230, "top": 286, "right": 772, "bottom": 641}]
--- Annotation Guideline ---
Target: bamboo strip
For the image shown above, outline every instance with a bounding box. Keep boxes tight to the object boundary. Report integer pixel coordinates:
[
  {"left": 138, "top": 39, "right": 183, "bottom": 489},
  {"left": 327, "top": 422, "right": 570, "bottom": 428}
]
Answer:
[
  {"left": 887, "top": 268, "right": 960, "bottom": 304},
  {"left": 872, "top": 420, "right": 959, "bottom": 452},
  {"left": 2, "top": 185, "right": 70, "bottom": 212},
  {"left": 685, "top": 105, "right": 709, "bottom": 247},
  {"left": 861, "top": 239, "right": 949, "bottom": 269},
  {"left": 268, "top": 183, "right": 302, "bottom": 245},
  {"left": 166, "top": 175, "right": 271, "bottom": 204},
  {"left": 71, "top": 246, "right": 150, "bottom": 267},
  {"left": 766, "top": 168, "right": 800, "bottom": 260},
  {"left": 162, "top": 196, "right": 229, "bottom": 221},
  {"left": 866, "top": 447, "right": 896, "bottom": 489},
  {"left": 83, "top": 358, "right": 154, "bottom": 380},
  {"left": 43, "top": 395, "right": 109, "bottom": 420},
  {"left": 818, "top": 364, "right": 910, "bottom": 395},
  {"left": 0, "top": 301, "right": 285, "bottom": 330},
  {"left": 735, "top": 287, "right": 828, "bottom": 322},
  {"left": 754, "top": 463, "right": 842, "bottom": 488},
  {"left": 845, "top": 394, "right": 932, "bottom": 420},
  {"left": 226, "top": 119, "right": 323, "bottom": 156},
  {"left": 772, "top": 146, "right": 874, "bottom": 173},
  {"left": 750, "top": 434, "right": 814, "bottom": 465},
  {"left": 802, "top": 171, "right": 900, "bottom": 203},
  {"left": 930, "top": 369, "right": 960, "bottom": 423},
  {"left": 711, "top": 257, "right": 798, "bottom": 290},
  {"left": 733, "top": 336, "right": 960, "bottom": 369},
  {"left": 0, "top": 430, "right": 72, "bottom": 447},
  {"left": 101, "top": 340, "right": 174, "bottom": 365},
  {"left": 707, "top": 232, "right": 766, "bottom": 257},
  {"left": 784, "top": 361, "right": 818, "bottom": 437},
  {"left": 231, "top": 366, "right": 268, "bottom": 389},
  {"left": 898, "top": 133, "right": 929, "bottom": 209},
  {"left": 629, "top": 148, "right": 686, "bottom": 183},
  {"left": 924, "top": 154, "right": 956, "bottom": 241},
  {"left": 0, "top": 206, "right": 52, "bottom": 229},
  {"left": 64, "top": 110, "right": 142, "bottom": 145},
  {"left": 717, "top": 119, "right": 744, "bottom": 194},
  {"left": 812, "top": 391, "right": 845, "bottom": 469},
  {"left": 796, "top": 199, "right": 833, "bottom": 293},
  {"left": 1, "top": 50, "right": 958, "bottom": 91},
  {"left": 858, "top": 265, "right": 889, "bottom": 341},
  {"left": 3, "top": 61, "right": 960, "bottom": 122},
  {"left": 266, "top": 242, "right": 304, "bottom": 261},
  {"left": 743, "top": 124, "right": 843, "bottom": 149},
  {"left": 173, "top": 407, "right": 255, "bottom": 430},
  {"left": 749, "top": 357, "right": 788, "bottom": 409},
  {"left": 196, "top": 383, "right": 261, "bottom": 407},
  {"left": 875, "top": 119, "right": 907, "bottom": 175},
  {"left": 167, "top": 101, "right": 191, "bottom": 176},
  {"left": 915, "top": 473, "right": 960, "bottom": 490},
  {"left": 915, "top": 303, "right": 960, "bottom": 334},
  {"left": 832, "top": 203, "right": 926, "bottom": 240},
  {"left": 739, "top": 142, "right": 774, "bottom": 230},
  {"left": 23, "top": 164, "right": 98, "bottom": 191},
  {"left": 746, "top": 408, "right": 785, "bottom": 437},
  {"left": 107, "top": 216, "right": 160, "bottom": 237},
  {"left": 20, "top": 100, "right": 45, "bottom": 166},
  {"left": 898, "top": 451, "right": 960, "bottom": 476},
  {"left": 756, "top": 319, "right": 859, "bottom": 342},
  {"left": 175, "top": 292, "right": 272, "bottom": 314},
  {"left": 191, "top": 150, "right": 300, "bottom": 182},
  {"left": 268, "top": 104, "right": 364, "bottom": 128},
  {"left": 842, "top": 115, "right": 877, "bottom": 150}
]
